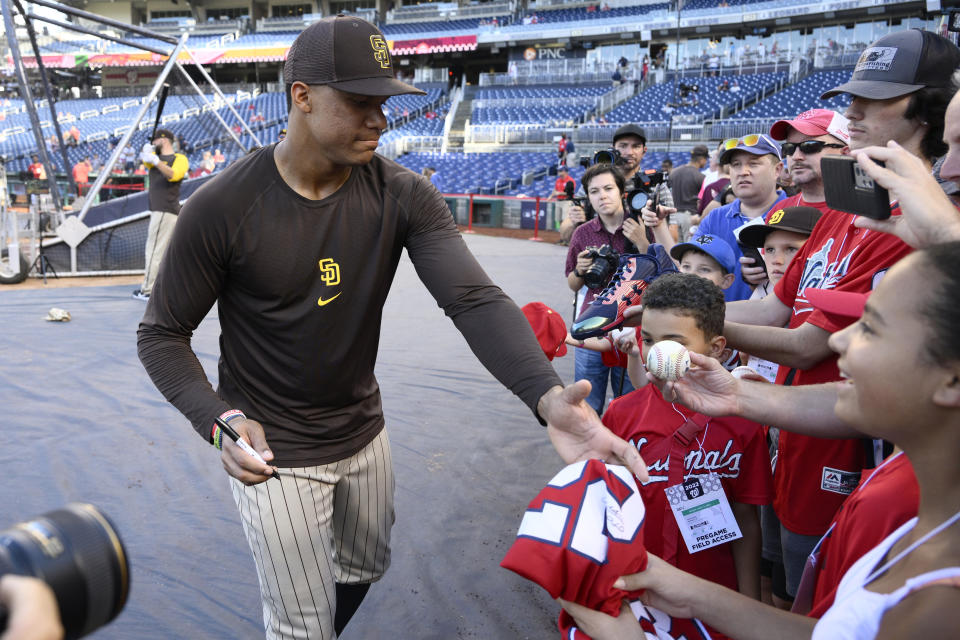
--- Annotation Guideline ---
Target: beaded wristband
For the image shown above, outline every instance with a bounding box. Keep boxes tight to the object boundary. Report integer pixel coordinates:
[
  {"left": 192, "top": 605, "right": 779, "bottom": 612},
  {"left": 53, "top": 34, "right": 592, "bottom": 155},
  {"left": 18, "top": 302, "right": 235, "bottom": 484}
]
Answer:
[{"left": 212, "top": 409, "right": 246, "bottom": 449}]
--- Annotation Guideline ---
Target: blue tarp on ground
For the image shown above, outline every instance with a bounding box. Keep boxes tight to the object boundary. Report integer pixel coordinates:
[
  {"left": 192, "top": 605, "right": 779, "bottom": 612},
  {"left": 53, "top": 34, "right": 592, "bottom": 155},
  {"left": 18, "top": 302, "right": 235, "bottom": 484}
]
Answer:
[{"left": 0, "top": 234, "right": 586, "bottom": 639}]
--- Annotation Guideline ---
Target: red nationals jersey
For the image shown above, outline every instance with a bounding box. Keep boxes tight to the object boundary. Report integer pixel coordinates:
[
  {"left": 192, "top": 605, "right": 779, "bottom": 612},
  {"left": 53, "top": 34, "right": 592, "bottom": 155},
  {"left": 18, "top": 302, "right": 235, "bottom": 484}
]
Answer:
[
  {"left": 807, "top": 452, "right": 919, "bottom": 617},
  {"left": 602, "top": 385, "right": 772, "bottom": 591},
  {"left": 564, "top": 600, "right": 714, "bottom": 640},
  {"left": 501, "top": 460, "right": 648, "bottom": 625},
  {"left": 771, "top": 201, "right": 912, "bottom": 535}
]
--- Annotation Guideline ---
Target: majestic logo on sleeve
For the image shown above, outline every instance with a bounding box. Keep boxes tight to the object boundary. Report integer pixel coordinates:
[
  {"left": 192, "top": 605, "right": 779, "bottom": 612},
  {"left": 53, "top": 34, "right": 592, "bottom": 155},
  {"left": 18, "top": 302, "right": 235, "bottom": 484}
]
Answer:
[
  {"left": 317, "top": 258, "right": 342, "bottom": 306},
  {"left": 370, "top": 36, "right": 390, "bottom": 69}
]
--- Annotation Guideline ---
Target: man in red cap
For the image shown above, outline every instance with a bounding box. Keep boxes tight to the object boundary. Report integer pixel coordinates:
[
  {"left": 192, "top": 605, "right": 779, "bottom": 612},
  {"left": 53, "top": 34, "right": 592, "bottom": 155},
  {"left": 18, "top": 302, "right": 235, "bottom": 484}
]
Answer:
[
  {"left": 769, "top": 109, "right": 849, "bottom": 209},
  {"left": 717, "top": 29, "right": 960, "bottom": 604},
  {"left": 137, "top": 15, "right": 646, "bottom": 639}
]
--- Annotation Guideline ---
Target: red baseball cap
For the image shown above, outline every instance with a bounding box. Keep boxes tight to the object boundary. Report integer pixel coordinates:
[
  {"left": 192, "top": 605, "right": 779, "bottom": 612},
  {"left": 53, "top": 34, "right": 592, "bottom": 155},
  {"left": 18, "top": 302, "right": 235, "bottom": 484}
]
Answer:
[
  {"left": 769, "top": 109, "right": 850, "bottom": 145},
  {"left": 522, "top": 302, "right": 568, "bottom": 360},
  {"left": 805, "top": 288, "right": 868, "bottom": 319}
]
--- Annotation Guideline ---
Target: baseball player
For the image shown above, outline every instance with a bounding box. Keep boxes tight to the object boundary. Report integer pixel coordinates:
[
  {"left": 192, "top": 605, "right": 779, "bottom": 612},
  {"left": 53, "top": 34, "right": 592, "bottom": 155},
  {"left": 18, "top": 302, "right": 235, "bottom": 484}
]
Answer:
[
  {"left": 132, "top": 128, "right": 189, "bottom": 300},
  {"left": 137, "top": 15, "right": 646, "bottom": 639}
]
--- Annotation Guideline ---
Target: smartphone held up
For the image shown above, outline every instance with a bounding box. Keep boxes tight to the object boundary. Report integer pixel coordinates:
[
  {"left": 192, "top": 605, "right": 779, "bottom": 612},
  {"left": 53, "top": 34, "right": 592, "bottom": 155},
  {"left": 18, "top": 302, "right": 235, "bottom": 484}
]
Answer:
[{"left": 822, "top": 155, "right": 892, "bottom": 220}]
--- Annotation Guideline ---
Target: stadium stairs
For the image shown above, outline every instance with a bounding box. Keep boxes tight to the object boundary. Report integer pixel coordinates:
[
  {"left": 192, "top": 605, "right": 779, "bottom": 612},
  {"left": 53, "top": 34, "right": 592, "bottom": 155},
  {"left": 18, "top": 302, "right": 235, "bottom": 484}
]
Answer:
[{"left": 446, "top": 86, "right": 476, "bottom": 151}]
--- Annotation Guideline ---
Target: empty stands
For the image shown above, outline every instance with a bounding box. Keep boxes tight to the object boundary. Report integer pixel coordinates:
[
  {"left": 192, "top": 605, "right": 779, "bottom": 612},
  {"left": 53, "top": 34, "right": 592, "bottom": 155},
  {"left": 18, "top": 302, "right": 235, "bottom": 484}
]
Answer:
[{"left": 607, "top": 72, "right": 786, "bottom": 122}]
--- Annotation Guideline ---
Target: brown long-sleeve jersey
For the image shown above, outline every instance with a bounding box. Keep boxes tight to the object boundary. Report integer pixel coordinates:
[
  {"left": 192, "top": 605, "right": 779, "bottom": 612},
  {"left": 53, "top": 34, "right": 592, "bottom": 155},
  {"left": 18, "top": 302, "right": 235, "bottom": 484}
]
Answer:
[{"left": 137, "top": 145, "right": 562, "bottom": 466}]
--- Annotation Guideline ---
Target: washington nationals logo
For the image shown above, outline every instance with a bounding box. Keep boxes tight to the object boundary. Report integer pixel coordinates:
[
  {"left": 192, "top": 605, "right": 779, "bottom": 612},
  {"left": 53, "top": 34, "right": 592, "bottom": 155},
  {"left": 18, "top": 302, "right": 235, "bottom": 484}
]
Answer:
[
  {"left": 317, "top": 258, "right": 342, "bottom": 307},
  {"left": 370, "top": 35, "right": 390, "bottom": 69}
]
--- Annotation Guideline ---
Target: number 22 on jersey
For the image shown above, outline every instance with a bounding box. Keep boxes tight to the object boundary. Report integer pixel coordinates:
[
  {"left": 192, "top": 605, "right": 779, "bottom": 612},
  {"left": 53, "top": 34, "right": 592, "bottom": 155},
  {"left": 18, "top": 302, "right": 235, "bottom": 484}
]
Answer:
[{"left": 517, "top": 460, "right": 646, "bottom": 563}]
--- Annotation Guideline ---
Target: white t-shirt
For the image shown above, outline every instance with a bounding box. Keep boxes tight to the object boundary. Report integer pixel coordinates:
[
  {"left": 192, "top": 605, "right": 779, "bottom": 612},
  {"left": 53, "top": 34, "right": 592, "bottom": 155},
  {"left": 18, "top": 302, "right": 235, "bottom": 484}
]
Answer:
[{"left": 813, "top": 518, "right": 960, "bottom": 640}]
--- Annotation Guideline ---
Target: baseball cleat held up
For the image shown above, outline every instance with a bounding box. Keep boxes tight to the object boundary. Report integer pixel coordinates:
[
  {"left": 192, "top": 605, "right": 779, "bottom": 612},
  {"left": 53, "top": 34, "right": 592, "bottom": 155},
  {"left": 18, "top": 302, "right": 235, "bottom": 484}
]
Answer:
[{"left": 570, "top": 244, "right": 677, "bottom": 340}]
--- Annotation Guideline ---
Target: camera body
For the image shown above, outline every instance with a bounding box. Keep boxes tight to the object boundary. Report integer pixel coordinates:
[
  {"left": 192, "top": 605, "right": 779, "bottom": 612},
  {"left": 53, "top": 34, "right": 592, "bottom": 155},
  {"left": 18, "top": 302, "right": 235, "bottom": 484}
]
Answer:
[
  {"left": 582, "top": 244, "right": 621, "bottom": 290},
  {"left": 570, "top": 195, "right": 596, "bottom": 222}
]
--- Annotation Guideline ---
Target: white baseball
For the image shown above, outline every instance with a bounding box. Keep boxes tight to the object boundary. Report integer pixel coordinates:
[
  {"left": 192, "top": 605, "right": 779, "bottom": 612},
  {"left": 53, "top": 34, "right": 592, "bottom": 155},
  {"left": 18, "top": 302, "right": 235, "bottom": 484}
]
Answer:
[{"left": 646, "top": 340, "right": 691, "bottom": 380}]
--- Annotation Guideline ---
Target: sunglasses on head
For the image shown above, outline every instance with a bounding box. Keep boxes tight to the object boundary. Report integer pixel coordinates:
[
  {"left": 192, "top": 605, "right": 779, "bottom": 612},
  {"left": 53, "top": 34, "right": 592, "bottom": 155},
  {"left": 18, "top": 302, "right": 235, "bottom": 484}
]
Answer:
[
  {"left": 780, "top": 140, "right": 846, "bottom": 156},
  {"left": 722, "top": 134, "right": 772, "bottom": 150}
]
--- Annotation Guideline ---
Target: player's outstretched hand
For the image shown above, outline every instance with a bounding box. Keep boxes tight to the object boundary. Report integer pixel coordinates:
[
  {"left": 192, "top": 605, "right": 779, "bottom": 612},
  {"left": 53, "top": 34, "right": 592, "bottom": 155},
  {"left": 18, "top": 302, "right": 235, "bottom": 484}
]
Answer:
[
  {"left": 851, "top": 141, "right": 960, "bottom": 249},
  {"left": 539, "top": 382, "right": 649, "bottom": 483},
  {"left": 647, "top": 351, "right": 740, "bottom": 417},
  {"left": 221, "top": 418, "right": 278, "bottom": 485},
  {"left": 558, "top": 599, "right": 644, "bottom": 640}
]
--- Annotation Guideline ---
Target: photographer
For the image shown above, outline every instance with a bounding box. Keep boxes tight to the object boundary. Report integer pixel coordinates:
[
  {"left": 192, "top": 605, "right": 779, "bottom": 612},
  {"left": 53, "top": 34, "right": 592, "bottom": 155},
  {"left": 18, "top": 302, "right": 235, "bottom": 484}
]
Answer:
[
  {"left": 559, "top": 124, "right": 673, "bottom": 243},
  {"left": 565, "top": 164, "right": 645, "bottom": 412}
]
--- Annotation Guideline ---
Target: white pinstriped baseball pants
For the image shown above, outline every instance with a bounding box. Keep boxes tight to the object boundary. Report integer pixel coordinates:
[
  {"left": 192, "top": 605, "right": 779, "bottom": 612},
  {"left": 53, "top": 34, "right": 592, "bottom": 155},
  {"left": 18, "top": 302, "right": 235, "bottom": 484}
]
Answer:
[{"left": 230, "top": 428, "right": 395, "bottom": 639}]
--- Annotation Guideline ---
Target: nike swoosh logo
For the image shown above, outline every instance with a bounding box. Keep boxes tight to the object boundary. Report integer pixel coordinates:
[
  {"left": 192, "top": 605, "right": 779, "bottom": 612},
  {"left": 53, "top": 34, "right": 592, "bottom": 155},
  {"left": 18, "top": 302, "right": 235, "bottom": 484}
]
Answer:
[{"left": 317, "top": 292, "right": 342, "bottom": 306}]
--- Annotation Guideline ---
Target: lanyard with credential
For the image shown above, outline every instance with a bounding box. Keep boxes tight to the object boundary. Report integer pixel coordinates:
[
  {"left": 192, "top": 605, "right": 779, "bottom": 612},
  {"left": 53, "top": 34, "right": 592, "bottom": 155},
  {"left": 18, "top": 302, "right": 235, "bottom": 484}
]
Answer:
[{"left": 642, "top": 406, "right": 711, "bottom": 565}]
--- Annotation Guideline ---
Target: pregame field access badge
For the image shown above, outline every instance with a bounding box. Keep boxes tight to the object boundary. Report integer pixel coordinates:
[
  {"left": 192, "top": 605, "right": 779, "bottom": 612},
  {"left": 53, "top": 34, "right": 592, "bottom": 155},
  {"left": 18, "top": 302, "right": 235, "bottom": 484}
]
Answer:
[{"left": 666, "top": 472, "right": 742, "bottom": 553}]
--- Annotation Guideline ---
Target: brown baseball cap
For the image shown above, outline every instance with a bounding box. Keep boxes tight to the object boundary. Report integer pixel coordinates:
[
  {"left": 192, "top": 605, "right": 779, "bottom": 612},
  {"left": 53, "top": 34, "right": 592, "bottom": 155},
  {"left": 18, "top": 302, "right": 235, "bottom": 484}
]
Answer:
[
  {"left": 283, "top": 14, "right": 425, "bottom": 97},
  {"left": 738, "top": 206, "right": 823, "bottom": 248},
  {"left": 153, "top": 128, "right": 175, "bottom": 142}
]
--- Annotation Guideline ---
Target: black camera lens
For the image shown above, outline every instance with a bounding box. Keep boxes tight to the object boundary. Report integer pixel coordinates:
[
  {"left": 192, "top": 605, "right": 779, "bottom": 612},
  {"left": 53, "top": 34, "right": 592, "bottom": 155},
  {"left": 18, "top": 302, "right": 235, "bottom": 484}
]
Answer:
[
  {"left": 0, "top": 504, "right": 130, "bottom": 638},
  {"left": 593, "top": 150, "right": 615, "bottom": 165},
  {"left": 592, "top": 149, "right": 621, "bottom": 166}
]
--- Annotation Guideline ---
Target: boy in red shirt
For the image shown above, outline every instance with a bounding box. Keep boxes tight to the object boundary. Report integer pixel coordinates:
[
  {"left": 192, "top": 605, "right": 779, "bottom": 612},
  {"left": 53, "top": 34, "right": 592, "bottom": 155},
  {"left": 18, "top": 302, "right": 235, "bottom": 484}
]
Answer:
[{"left": 602, "top": 272, "right": 772, "bottom": 599}]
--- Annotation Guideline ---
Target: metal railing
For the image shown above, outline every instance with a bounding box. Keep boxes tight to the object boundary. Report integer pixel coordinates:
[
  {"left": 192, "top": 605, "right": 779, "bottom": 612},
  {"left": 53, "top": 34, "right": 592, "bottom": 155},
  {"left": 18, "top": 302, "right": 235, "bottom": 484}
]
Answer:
[
  {"left": 479, "top": 71, "right": 615, "bottom": 86},
  {"left": 466, "top": 124, "right": 580, "bottom": 145},
  {"left": 378, "top": 135, "right": 443, "bottom": 159},
  {"left": 708, "top": 117, "right": 788, "bottom": 140},
  {"left": 387, "top": 1, "right": 510, "bottom": 23},
  {"left": 473, "top": 96, "right": 600, "bottom": 109},
  {"left": 596, "top": 81, "right": 635, "bottom": 116}
]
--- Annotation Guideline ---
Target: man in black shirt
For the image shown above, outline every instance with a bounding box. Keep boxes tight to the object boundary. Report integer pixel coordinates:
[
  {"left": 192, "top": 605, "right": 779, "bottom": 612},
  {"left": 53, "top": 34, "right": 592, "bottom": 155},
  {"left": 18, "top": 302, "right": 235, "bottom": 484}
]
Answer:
[
  {"left": 132, "top": 128, "right": 188, "bottom": 300},
  {"left": 137, "top": 15, "right": 646, "bottom": 639}
]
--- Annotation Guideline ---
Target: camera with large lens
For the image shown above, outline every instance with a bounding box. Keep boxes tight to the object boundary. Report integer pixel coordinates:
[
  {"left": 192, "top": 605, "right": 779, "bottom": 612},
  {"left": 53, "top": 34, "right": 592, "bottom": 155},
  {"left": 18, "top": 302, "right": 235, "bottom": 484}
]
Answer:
[
  {"left": 582, "top": 244, "right": 621, "bottom": 290},
  {"left": 0, "top": 503, "right": 130, "bottom": 638},
  {"left": 625, "top": 169, "right": 666, "bottom": 219},
  {"left": 592, "top": 148, "right": 622, "bottom": 166}
]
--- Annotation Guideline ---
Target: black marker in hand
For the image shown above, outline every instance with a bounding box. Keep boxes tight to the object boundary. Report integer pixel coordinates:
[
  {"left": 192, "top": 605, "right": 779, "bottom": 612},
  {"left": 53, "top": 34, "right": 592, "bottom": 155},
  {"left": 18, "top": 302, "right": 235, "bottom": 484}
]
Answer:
[{"left": 215, "top": 417, "right": 281, "bottom": 481}]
